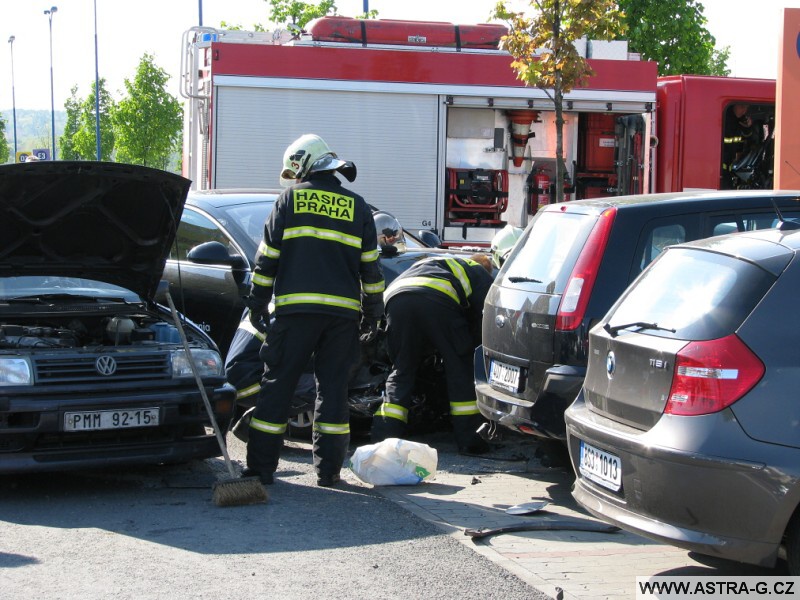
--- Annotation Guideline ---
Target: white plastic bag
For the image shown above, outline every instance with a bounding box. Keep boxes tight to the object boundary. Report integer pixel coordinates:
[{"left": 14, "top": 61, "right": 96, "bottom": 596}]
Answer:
[{"left": 348, "top": 438, "right": 438, "bottom": 486}]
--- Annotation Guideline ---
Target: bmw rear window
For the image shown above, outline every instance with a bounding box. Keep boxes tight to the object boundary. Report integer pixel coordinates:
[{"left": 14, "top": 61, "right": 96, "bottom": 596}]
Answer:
[
  {"left": 605, "top": 247, "right": 776, "bottom": 340},
  {"left": 499, "top": 211, "right": 597, "bottom": 294}
]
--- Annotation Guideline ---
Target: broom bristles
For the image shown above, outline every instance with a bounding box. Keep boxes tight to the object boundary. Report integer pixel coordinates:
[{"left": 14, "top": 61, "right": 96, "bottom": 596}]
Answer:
[{"left": 212, "top": 477, "right": 269, "bottom": 507}]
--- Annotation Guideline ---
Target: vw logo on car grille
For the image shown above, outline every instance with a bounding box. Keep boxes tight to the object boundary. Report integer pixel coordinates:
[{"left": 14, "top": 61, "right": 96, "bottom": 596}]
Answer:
[
  {"left": 606, "top": 351, "right": 616, "bottom": 379},
  {"left": 95, "top": 355, "right": 118, "bottom": 376},
  {"left": 495, "top": 315, "right": 506, "bottom": 328}
]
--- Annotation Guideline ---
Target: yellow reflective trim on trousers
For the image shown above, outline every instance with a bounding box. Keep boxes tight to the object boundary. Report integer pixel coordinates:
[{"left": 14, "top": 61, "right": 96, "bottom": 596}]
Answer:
[
  {"left": 283, "top": 226, "right": 361, "bottom": 249},
  {"left": 274, "top": 293, "right": 361, "bottom": 312},
  {"left": 375, "top": 402, "right": 408, "bottom": 423},
  {"left": 250, "top": 417, "right": 287, "bottom": 435},
  {"left": 236, "top": 383, "right": 260, "bottom": 400},
  {"left": 361, "top": 249, "right": 379, "bottom": 262},
  {"left": 723, "top": 137, "right": 743, "bottom": 144},
  {"left": 362, "top": 280, "right": 385, "bottom": 294},
  {"left": 252, "top": 273, "right": 274, "bottom": 287},
  {"left": 445, "top": 258, "right": 472, "bottom": 299},
  {"left": 313, "top": 421, "right": 350, "bottom": 434},
  {"left": 258, "top": 241, "right": 280, "bottom": 259},
  {"left": 450, "top": 400, "right": 480, "bottom": 416},
  {"left": 388, "top": 276, "right": 460, "bottom": 305},
  {"left": 238, "top": 319, "right": 267, "bottom": 341}
]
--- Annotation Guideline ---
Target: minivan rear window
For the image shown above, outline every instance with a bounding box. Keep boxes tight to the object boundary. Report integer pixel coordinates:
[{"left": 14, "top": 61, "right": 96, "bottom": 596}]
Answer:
[
  {"left": 605, "top": 247, "right": 775, "bottom": 340},
  {"left": 500, "top": 211, "right": 597, "bottom": 294}
]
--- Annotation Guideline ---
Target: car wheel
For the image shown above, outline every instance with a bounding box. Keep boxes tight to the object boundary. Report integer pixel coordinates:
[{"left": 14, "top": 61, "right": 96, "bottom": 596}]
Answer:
[
  {"left": 288, "top": 410, "right": 313, "bottom": 439},
  {"left": 786, "top": 514, "right": 800, "bottom": 575}
]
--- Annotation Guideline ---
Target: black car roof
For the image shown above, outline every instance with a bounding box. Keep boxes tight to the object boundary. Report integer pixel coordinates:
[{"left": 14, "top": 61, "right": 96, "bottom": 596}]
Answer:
[
  {"left": 543, "top": 190, "right": 800, "bottom": 216},
  {"left": 187, "top": 188, "right": 281, "bottom": 211}
]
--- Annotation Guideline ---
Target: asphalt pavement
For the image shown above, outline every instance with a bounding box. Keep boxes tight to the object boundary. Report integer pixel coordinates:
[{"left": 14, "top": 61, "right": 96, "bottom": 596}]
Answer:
[{"left": 355, "top": 430, "right": 789, "bottom": 600}]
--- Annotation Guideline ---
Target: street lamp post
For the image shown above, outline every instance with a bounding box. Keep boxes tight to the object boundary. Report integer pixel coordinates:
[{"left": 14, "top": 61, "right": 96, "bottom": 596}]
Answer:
[
  {"left": 7, "top": 36, "right": 17, "bottom": 158},
  {"left": 44, "top": 6, "right": 58, "bottom": 160},
  {"left": 93, "top": 0, "right": 100, "bottom": 160}
]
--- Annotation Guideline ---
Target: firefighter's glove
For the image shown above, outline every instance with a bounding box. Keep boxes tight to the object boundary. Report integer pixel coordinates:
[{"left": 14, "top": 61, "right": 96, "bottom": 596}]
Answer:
[
  {"left": 245, "top": 297, "right": 271, "bottom": 336},
  {"left": 359, "top": 316, "right": 379, "bottom": 344}
]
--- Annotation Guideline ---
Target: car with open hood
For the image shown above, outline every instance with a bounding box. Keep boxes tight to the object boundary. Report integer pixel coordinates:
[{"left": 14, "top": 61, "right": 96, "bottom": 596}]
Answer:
[
  {"left": 566, "top": 224, "right": 800, "bottom": 573},
  {"left": 0, "top": 161, "right": 235, "bottom": 474}
]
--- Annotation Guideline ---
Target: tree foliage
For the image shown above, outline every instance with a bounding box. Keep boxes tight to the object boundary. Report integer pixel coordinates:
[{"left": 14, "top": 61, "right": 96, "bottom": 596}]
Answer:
[
  {"left": 618, "top": 0, "right": 729, "bottom": 76},
  {"left": 268, "top": 0, "right": 337, "bottom": 29},
  {"left": 72, "top": 79, "right": 116, "bottom": 161},
  {"left": 494, "top": 0, "right": 625, "bottom": 202},
  {"left": 0, "top": 114, "right": 9, "bottom": 164},
  {"left": 60, "top": 87, "right": 82, "bottom": 161},
  {"left": 111, "top": 54, "right": 183, "bottom": 170}
]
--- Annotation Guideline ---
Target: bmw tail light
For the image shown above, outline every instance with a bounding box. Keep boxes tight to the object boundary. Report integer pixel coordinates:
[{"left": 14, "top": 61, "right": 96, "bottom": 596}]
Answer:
[
  {"left": 556, "top": 207, "right": 616, "bottom": 331},
  {"left": 665, "top": 334, "right": 765, "bottom": 416}
]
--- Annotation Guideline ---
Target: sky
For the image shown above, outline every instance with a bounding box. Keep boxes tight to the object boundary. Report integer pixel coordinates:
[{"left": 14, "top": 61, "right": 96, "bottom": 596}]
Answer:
[{"left": 0, "top": 0, "right": 798, "bottom": 113}]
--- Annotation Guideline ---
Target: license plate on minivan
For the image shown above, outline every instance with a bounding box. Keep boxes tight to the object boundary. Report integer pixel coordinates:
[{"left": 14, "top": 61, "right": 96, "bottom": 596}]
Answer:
[
  {"left": 489, "top": 359, "right": 521, "bottom": 393},
  {"left": 579, "top": 440, "right": 622, "bottom": 491}
]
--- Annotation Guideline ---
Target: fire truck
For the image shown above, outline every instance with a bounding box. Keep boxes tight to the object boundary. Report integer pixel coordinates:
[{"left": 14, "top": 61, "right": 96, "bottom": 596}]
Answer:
[{"left": 180, "top": 17, "right": 775, "bottom": 246}]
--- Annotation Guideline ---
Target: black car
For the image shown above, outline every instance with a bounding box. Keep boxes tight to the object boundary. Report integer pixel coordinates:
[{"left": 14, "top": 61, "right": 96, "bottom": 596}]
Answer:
[
  {"left": 161, "top": 189, "right": 466, "bottom": 356},
  {"left": 566, "top": 225, "right": 800, "bottom": 573},
  {"left": 476, "top": 190, "right": 800, "bottom": 441},
  {"left": 0, "top": 161, "right": 235, "bottom": 474}
]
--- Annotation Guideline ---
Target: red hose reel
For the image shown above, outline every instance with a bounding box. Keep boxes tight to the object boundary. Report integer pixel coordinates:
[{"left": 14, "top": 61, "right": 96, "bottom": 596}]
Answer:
[{"left": 446, "top": 168, "right": 508, "bottom": 225}]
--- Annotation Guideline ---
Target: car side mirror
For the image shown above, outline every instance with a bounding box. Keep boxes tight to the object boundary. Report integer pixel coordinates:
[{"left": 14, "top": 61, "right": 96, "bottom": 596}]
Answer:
[
  {"left": 186, "top": 241, "right": 248, "bottom": 269},
  {"left": 417, "top": 229, "right": 443, "bottom": 248}
]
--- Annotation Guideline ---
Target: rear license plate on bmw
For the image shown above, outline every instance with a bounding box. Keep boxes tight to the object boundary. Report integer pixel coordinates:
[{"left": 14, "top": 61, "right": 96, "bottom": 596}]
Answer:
[
  {"left": 579, "top": 440, "right": 622, "bottom": 491},
  {"left": 64, "top": 408, "right": 160, "bottom": 431},
  {"left": 489, "top": 359, "right": 521, "bottom": 393}
]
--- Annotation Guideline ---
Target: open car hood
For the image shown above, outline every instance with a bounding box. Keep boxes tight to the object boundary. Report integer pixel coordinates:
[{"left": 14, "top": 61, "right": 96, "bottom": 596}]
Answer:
[{"left": 0, "top": 161, "right": 191, "bottom": 300}]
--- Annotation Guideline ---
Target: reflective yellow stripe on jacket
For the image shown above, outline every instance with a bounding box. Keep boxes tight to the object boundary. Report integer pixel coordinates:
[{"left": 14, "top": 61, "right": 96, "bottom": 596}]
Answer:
[
  {"left": 284, "top": 226, "right": 362, "bottom": 249},
  {"left": 387, "top": 276, "right": 461, "bottom": 305},
  {"left": 274, "top": 292, "right": 362, "bottom": 312}
]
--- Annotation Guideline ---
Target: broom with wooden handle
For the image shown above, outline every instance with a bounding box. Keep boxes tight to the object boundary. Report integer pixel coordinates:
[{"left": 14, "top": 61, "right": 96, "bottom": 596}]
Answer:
[{"left": 165, "top": 291, "right": 268, "bottom": 507}]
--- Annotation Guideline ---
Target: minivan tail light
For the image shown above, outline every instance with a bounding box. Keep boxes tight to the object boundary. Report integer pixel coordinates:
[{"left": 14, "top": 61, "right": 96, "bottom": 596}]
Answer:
[
  {"left": 665, "top": 334, "right": 765, "bottom": 416},
  {"left": 555, "top": 208, "right": 616, "bottom": 331}
]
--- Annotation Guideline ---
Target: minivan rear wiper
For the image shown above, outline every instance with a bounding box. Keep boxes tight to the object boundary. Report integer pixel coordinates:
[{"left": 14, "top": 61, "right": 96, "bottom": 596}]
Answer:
[
  {"left": 604, "top": 321, "right": 676, "bottom": 337},
  {"left": 508, "top": 276, "right": 543, "bottom": 283}
]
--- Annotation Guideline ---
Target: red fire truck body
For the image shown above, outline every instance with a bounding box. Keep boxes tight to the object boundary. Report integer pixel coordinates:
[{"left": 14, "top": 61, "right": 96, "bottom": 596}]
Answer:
[{"left": 180, "top": 18, "right": 775, "bottom": 245}]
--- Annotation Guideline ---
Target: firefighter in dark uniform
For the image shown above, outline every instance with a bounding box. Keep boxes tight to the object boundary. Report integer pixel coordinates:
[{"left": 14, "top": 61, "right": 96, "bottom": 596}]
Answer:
[
  {"left": 721, "top": 103, "right": 755, "bottom": 189},
  {"left": 244, "top": 133, "right": 385, "bottom": 487},
  {"left": 225, "top": 211, "right": 406, "bottom": 443},
  {"left": 371, "top": 254, "right": 494, "bottom": 454}
]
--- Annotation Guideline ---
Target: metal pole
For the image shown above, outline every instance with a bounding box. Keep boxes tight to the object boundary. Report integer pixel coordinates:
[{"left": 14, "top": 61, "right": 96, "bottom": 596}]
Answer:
[
  {"left": 94, "top": 0, "right": 101, "bottom": 160},
  {"left": 8, "top": 36, "right": 17, "bottom": 158},
  {"left": 198, "top": 0, "right": 203, "bottom": 26},
  {"left": 45, "top": 6, "right": 58, "bottom": 160},
  {"left": 363, "top": 0, "right": 368, "bottom": 14}
]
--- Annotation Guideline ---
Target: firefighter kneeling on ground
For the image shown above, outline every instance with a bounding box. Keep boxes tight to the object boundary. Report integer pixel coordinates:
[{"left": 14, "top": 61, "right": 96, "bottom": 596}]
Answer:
[
  {"left": 225, "top": 210, "right": 407, "bottom": 443},
  {"left": 242, "top": 133, "right": 385, "bottom": 488},
  {"left": 371, "top": 253, "right": 494, "bottom": 454}
]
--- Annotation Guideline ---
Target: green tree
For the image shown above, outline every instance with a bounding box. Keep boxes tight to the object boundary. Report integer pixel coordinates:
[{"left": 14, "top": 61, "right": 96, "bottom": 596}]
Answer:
[
  {"left": 73, "top": 78, "right": 115, "bottom": 161},
  {"left": 618, "top": 0, "right": 729, "bottom": 76},
  {"left": 494, "top": 0, "right": 625, "bottom": 202},
  {"left": 60, "top": 86, "right": 83, "bottom": 160},
  {"left": 268, "top": 0, "right": 337, "bottom": 30},
  {"left": 0, "top": 114, "right": 9, "bottom": 163},
  {"left": 112, "top": 54, "right": 183, "bottom": 170}
]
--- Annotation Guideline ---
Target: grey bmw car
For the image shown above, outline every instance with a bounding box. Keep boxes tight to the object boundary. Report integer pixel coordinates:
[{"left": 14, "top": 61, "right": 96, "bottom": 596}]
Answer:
[{"left": 566, "top": 224, "right": 800, "bottom": 573}]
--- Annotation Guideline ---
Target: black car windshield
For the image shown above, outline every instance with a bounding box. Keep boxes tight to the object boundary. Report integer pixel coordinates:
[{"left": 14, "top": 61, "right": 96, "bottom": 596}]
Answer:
[
  {"left": 606, "top": 247, "right": 776, "bottom": 340},
  {"left": 222, "top": 202, "right": 276, "bottom": 248},
  {"left": 0, "top": 277, "right": 141, "bottom": 303},
  {"left": 500, "top": 211, "right": 597, "bottom": 294}
]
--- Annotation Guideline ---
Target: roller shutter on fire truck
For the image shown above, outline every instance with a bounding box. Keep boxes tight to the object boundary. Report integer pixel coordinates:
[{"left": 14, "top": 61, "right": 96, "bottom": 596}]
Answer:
[{"left": 211, "top": 85, "right": 440, "bottom": 232}]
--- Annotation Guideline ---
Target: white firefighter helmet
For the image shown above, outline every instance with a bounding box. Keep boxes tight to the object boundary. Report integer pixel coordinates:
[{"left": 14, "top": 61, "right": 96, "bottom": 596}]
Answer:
[
  {"left": 490, "top": 224, "right": 524, "bottom": 269},
  {"left": 279, "top": 134, "right": 347, "bottom": 187},
  {"left": 374, "top": 211, "right": 406, "bottom": 254}
]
